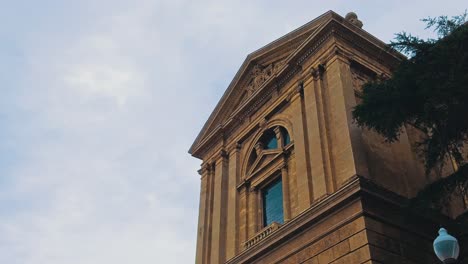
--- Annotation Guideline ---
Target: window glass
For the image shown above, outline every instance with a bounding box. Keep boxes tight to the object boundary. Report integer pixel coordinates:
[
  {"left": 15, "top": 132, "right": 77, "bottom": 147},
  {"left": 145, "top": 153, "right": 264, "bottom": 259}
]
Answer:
[
  {"left": 280, "top": 127, "right": 291, "bottom": 146},
  {"left": 262, "top": 179, "right": 284, "bottom": 226},
  {"left": 266, "top": 136, "right": 278, "bottom": 149},
  {"left": 284, "top": 132, "right": 290, "bottom": 145},
  {"left": 261, "top": 129, "right": 277, "bottom": 150}
]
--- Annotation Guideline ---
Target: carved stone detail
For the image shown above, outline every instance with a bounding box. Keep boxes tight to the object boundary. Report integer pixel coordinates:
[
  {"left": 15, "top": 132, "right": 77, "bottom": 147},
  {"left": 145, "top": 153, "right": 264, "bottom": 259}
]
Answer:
[
  {"left": 311, "top": 64, "right": 326, "bottom": 80},
  {"left": 246, "top": 60, "right": 286, "bottom": 93},
  {"left": 244, "top": 222, "right": 282, "bottom": 249},
  {"left": 345, "top": 12, "right": 363, "bottom": 28}
]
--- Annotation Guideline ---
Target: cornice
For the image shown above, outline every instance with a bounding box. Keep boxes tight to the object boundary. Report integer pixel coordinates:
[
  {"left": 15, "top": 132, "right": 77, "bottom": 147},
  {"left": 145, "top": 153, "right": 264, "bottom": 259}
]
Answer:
[
  {"left": 188, "top": 12, "right": 334, "bottom": 158},
  {"left": 190, "top": 12, "right": 405, "bottom": 160},
  {"left": 190, "top": 27, "right": 332, "bottom": 159}
]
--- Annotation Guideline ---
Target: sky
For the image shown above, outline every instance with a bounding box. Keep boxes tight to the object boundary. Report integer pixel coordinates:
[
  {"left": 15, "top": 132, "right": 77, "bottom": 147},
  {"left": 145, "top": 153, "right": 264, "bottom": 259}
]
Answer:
[{"left": 0, "top": 1, "right": 466, "bottom": 263}]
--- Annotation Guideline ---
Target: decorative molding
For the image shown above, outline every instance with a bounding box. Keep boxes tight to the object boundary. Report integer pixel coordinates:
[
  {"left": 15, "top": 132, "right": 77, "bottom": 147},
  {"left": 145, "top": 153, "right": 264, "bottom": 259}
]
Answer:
[
  {"left": 214, "top": 149, "right": 228, "bottom": 163},
  {"left": 297, "top": 31, "right": 334, "bottom": 66},
  {"left": 191, "top": 17, "right": 404, "bottom": 160},
  {"left": 244, "top": 222, "right": 282, "bottom": 250},
  {"left": 311, "top": 63, "right": 326, "bottom": 80},
  {"left": 246, "top": 60, "right": 286, "bottom": 94},
  {"left": 259, "top": 118, "right": 268, "bottom": 131},
  {"left": 295, "top": 81, "right": 304, "bottom": 97},
  {"left": 344, "top": 12, "right": 363, "bottom": 29},
  {"left": 237, "top": 179, "right": 251, "bottom": 191}
]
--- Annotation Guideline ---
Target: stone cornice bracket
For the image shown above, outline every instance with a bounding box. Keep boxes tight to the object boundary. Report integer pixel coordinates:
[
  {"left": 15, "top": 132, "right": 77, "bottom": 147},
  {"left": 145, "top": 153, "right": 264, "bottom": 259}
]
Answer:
[
  {"left": 296, "top": 81, "right": 304, "bottom": 97},
  {"left": 311, "top": 63, "right": 326, "bottom": 80},
  {"left": 233, "top": 142, "right": 242, "bottom": 152},
  {"left": 227, "top": 142, "right": 242, "bottom": 155},
  {"left": 218, "top": 149, "right": 229, "bottom": 161},
  {"left": 198, "top": 162, "right": 213, "bottom": 178}
]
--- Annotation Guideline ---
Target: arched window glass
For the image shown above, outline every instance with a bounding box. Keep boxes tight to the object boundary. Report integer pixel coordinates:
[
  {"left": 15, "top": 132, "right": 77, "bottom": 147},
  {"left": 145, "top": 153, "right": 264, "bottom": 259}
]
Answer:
[
  {"left": 261, "top": 129, "right": 278, "bottom": 150},
  {"left": 281, "top": 127, "right": 291, "bottom": 146},
  {"left": 266, "top": 136, "right": 278, "bottom": 149}
]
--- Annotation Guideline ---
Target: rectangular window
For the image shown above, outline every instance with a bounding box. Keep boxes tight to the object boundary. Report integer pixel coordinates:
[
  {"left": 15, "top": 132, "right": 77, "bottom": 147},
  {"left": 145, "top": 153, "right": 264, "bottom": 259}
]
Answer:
[{"left": 262, "top": 178, "right": 284, "bottom": 227}]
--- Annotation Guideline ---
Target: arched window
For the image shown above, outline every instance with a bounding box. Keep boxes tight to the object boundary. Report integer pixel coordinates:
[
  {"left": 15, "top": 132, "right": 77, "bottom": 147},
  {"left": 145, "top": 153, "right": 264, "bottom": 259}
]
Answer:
[{"left": 244, "top": 125, "right": 293, "bottom": 229}]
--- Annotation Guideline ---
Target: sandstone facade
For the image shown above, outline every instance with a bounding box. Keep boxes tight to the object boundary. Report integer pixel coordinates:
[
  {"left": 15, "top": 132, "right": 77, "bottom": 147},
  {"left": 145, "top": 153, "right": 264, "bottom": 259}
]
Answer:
[{"left": 189, "top": 11, "right": 466, "bottom": 264}]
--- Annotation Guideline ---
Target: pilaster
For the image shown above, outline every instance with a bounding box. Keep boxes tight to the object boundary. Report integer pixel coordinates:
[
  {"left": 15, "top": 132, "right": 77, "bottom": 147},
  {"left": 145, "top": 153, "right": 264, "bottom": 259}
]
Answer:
[
  {"left": 305, "top": 65, "right": 332, "bottom": 199},
  {"left": 289, "top": 82, "right": 313, "bottom": 211},
  {"left": 247, "top": 185, "right": 259, "bottom": 238},
  {"left": 210, "top": 150, "right": 229, "bottom": 263},
  {"left": 325, "top": 54, "right": 367, "bottom": 188},
  {"left": 238, "top": 182, "right": 249, "bottom": 249},
  {"left": 195, "top": 165, "right": 209, "bottom": 264},
  {"left": 334, "top": 54, "right": 369, "bottom": 179},
  {"left": 226, "top": 144, "right": 241, "bottom": 259},
  {"left": 204, "top": 163, "right": 215, "bottom": 263}
]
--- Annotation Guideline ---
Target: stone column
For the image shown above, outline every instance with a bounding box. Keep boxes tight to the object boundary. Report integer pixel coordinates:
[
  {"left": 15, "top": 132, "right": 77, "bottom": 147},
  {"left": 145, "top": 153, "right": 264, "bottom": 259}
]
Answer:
[
  {"left": 289, "top": 82, "right": 313, "bottom": 211},
  {"left": 225, "top": 144, "right": 240, "bottom": 259},
  {"left": 210, "top": 150, "right": 228, "bottom": 264},
  {"left": 195, "top": 165, "right": 209, "bottom": 264}
]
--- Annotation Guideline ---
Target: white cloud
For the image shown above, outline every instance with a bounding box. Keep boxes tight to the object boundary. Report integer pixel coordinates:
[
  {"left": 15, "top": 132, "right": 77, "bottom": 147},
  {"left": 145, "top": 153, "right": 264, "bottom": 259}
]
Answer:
[{"left": 0, "top": 1, "right": 467, "bottom": 264}]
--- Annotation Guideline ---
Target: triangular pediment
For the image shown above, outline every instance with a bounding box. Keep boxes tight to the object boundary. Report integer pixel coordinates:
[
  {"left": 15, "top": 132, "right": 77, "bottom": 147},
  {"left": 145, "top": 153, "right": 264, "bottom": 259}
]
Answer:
[
  {"left": 189, "top": 10, "right": 403, "bottom": 158},
  {"left": 229, "top": 58, "right": 288, "bottom": 112},
  {"left": 190, "top": 12, "right": 333, "bottom": 156},
  {"left": 248, "top": 150, "right": 282, "bottom": 177}
]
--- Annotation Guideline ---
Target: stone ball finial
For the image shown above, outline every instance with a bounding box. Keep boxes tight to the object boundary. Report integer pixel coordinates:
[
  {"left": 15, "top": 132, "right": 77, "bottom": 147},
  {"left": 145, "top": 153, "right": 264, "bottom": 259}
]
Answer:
[{"left": 345, "top": 12, "right": 363, "bottom": 28}]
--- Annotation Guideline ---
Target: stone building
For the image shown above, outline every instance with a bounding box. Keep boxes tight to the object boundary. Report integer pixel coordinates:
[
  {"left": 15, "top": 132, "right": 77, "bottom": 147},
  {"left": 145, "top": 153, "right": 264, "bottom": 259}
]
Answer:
[{"left": 189, "top": 11, "right": 466, "bottom": 264}]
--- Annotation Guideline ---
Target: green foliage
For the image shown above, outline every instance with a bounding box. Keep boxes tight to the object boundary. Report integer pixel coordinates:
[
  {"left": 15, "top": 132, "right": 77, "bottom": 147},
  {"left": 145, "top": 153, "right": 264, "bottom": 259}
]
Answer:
[
  {"left": 353, "top": 13, "right": 468, "bottom": 173},
  {"left": 411, "top": 164, "right": 468, "bottom": 211}
]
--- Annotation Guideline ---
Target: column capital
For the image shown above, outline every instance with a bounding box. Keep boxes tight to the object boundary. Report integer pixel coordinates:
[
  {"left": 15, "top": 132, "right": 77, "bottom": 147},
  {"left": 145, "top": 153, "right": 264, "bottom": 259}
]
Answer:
[
  {"left": 214, "top": 149, "right": 229, "bottom": 163},
  {"left": 295, "top": 81, "right": 304, "bottom": 96},
  {"left": 228, "top": 142, "right": 242, "bottom": 154},
  {"left": 287, "top": 81, "right": 304, "bottom": 102},
  {"left": 311, "top": 63, "right": 326, "bottom": 80},
  {"left": 237, "top": 179, "right": 251, "bottom": 192}
]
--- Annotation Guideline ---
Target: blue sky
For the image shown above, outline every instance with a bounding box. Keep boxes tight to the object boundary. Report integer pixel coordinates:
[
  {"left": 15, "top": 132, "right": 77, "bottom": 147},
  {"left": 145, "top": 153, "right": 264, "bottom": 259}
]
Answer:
[{"left": 0, "top": 1, "right": 466, "bottom": 263}]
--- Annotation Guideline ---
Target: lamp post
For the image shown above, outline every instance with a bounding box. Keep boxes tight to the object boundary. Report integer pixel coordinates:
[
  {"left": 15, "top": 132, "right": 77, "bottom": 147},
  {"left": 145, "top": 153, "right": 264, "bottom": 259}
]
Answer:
[{"left": 433, "top": 228, "right": 460, "bottom": 263}]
